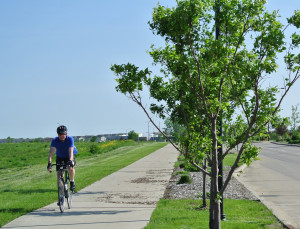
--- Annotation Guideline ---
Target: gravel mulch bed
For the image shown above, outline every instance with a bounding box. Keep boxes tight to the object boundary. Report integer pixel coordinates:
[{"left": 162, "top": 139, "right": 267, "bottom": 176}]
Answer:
[{"left": 164, "top": 166, "right": 258, "bottom": 201}]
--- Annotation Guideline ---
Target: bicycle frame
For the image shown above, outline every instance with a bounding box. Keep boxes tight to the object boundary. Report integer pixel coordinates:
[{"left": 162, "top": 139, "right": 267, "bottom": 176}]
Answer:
[{"left": 51, "top": 162, "right": 73, "bottom": 213}]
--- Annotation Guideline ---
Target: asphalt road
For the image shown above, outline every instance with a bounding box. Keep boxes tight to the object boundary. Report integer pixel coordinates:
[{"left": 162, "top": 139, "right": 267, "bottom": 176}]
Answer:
[{"left": 237, "top": 142, "right": 300, "bottom": 228}]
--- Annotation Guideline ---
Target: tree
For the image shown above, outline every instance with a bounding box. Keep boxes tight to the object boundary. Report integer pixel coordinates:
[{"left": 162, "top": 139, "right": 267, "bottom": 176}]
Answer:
[
  {"left": 90, "top": 136, "right": 98, "bottom": 142},
  {"left": 7, "top": 136, "right": 14, "bottom": 143},
  {"left": 163, "top": 117, "right": 185, "bottom": 142},
  {"left": 32, "top": 138, "right": 42, "bottom": 143},
  {"left": 111, "top": 1, "right": 300, "bottom": 228},
  {"left": 275, "top": 123, "right": 289, "bottom": 136},
  {"left": 128, "top": 130, "right": 139, "bottom": 141},
  {"left": 273, "top": 117, "right": 290, "bottom": 139},
  {"left": 290, "top": 104, "right": 300, "bottom": 131}
]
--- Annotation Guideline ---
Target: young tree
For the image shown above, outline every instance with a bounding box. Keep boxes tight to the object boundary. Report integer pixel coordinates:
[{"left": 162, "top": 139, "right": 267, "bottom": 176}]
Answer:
[
  {"left": 290, "top": 104, "right": 300, "bottom": 131},
  {"left": 111, "top": 1, "right": 300, "bottom": 228}
]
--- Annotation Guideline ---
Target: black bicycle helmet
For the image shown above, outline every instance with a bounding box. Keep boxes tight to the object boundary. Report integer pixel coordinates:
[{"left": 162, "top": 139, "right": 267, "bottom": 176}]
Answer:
[{"left": 57, "top": 125, "right": 68, "bottom": 135}]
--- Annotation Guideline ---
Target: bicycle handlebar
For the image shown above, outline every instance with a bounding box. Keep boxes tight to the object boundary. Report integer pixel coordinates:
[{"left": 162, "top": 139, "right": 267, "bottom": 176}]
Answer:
[{"left": 49, "top": 163, "right": 71, "bottom": 173}]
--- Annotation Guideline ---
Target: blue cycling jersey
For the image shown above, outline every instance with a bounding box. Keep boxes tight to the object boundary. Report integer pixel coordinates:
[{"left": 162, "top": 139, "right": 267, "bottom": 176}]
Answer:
[{"left": 50, "top": 135, "right": 78, "bottom": 159}]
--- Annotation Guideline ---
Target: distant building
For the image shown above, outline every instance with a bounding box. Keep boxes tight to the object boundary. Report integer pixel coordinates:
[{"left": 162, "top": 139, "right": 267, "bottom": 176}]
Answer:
[{"left": 0, "top": 132, "right": 150, "bottom": 143}]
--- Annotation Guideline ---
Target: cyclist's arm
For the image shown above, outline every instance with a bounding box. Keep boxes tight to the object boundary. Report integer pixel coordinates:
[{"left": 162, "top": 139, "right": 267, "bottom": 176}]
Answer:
[
  {"left": 69, "top": 147, "right": 74, "bottom": 161},
  {"left": 48, "top": 147, "right": 56, "bottom": 164}
]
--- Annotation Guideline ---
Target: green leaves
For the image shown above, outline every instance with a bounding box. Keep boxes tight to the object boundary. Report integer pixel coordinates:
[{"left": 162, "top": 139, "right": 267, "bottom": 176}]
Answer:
[
  {"left": 291, "top": 33, "right": 300, "bottom": 46},
  {"left": 241, "top": 143, "right": 260, "bottom": 166},
  {"left": 287, "top": 10, "right": 300, "bottom": 28},
  {"left": 111, "top": 63, "right": 151, "bottom": 94},
  {"left": 149, "top": 0, "right": 211, "bottom": 46},
  {"left": 284, "top": 52, "right": 300, "bottom": 72}
]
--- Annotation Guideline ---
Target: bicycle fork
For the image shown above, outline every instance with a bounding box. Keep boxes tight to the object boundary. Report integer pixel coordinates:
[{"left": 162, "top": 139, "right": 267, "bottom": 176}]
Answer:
[{"left": 64, "top": 181, "right": 69, "bottom": 198}]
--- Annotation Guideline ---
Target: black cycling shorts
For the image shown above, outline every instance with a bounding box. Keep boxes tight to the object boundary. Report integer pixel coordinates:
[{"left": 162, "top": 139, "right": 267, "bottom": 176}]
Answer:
[{"left": 55, "top": 156, "right": 76, "bottom": 171}]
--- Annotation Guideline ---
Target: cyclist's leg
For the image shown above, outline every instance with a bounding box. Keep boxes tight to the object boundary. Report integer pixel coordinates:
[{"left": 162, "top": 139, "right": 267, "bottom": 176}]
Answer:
[
  {"left": 68, "top": 156, "right": 76, "bottom": 179},
  {"left": 68, "top": 156, "right": 76, "bottom": 190},
  {"left": 68, "top": 166, "right": 75, "bottom": 180}
]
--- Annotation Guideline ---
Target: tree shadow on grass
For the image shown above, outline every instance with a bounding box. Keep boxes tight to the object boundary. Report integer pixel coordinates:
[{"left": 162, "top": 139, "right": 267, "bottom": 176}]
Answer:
[
  {"left": 2, "top": 189, "right": 55, "bottom": 194},
  {"left": 0, "top": 208, "right": 35, "bottom": 214}
]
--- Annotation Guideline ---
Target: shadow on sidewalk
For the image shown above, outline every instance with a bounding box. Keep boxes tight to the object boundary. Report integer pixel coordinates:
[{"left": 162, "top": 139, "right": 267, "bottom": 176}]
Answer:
[
  {"left": 29, "top": 208, "right": 133, "bottom": 217},
  {"left": 3, "top": 219, "right": 149, "bottom": 228}
]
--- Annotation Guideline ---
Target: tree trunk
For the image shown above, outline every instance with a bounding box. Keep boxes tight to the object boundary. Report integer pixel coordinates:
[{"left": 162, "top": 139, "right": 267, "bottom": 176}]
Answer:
[
  {"left": 202, "top": 158, "right": 207, "bottom": 207},
  {"left": 209, "top": 160, "right": 220, "bottom": 228},
  {"left": 209, "top": 121, "right": 220, "bottom": 229}
]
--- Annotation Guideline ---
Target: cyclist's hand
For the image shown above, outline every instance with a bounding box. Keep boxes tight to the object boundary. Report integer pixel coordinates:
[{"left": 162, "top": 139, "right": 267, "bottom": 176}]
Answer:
[
  {"left": 68, "top": 160, "right": 74, "bottom": 167},
  {"left": 47, "top": 162, "right": 52, "bottom": 172}
]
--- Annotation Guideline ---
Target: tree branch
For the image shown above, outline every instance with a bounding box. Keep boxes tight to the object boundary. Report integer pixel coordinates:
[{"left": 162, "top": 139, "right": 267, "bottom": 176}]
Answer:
[
  {"left": 190, "top": 160, "right": 211, "bottom": 176},
  {"left": 130, "top": 92, "right": 182, "bottom": 153},
  {"left": 187, "top": 21, "right": 212, "bottom": 120}
]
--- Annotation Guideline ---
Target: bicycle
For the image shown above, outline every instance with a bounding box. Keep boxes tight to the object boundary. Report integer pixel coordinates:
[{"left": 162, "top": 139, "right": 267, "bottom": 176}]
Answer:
[{"left": 50, "top": 162, "right": 73, "bottom": 213}]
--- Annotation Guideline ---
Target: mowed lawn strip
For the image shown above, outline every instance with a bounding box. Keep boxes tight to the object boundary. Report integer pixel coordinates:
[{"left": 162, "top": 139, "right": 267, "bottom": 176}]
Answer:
[
  {"left": 144, "top": 199, "right": 284, "bottom": 229},
  {"left": 0, "top": 141, "right": 167, "bottom": 227}
]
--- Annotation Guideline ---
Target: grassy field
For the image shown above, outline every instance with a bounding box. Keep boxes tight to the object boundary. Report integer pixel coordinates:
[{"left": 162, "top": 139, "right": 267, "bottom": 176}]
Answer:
[{"left": 0, "top": 140, "right": 168, "bottom": 227}]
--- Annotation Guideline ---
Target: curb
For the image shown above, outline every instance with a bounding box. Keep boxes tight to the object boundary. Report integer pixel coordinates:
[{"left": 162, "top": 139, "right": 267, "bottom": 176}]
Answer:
[
  {"left": 270, "top": 141, "right": 300, "bottom": 147},
  {"left": 233, "top": 163, "right": 248, "bottom": 176}
]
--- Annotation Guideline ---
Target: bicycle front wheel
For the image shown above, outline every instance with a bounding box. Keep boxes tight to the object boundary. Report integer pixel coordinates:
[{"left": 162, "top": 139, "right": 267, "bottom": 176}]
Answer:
[
  {"left": 66, "top": 187, "right": 72, "bottom": 209},
  {"left": 64, "top": 172, "right": 72, "bottom": 209},
  {"left": 59, "top": 194, "right": 65, "bottom": 213},
  {"left": 58, "top": 179, "right": 65, "bottom": 213}
]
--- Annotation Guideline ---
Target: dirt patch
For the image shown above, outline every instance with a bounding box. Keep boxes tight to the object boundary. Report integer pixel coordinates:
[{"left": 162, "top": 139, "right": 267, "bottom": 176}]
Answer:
[
  {"left": 97, "top": 192, "right": 156, "bottom": 205},
  {"left": 131, "top": 177, "right": 165, "bottom": 184}
]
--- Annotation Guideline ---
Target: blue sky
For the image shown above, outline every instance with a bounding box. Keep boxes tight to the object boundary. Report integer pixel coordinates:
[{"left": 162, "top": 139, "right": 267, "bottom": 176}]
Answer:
[{"left": 0, "top": 0, "right": 299, "bottom": 139}]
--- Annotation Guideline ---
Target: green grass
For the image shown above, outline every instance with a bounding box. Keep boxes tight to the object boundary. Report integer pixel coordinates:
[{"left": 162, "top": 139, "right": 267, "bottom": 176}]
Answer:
[
  {"left": 145, "top": 199, "right": 284, "bottom": 229},
  {"left": 0, "top": 140, "right": 138, "bottom": 171},
  {"left": 0, "top": 141, "right": 167, "bottom": 227},
  {"left": 0, "top": 142, "right": 50, "bottom": 170},
  {"left": 223, "top": 153, "right": 243, "bottom": 167}
]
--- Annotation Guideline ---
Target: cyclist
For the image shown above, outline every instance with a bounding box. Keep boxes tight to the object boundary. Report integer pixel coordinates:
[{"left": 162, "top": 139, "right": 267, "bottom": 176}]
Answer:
[{"left": 47, "top": 125, "right": 77, "bottom": 191}]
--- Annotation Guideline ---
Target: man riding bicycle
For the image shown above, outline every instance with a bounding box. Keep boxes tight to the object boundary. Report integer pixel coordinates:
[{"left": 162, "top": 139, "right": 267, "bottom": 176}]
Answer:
[{"left": 47, "top": 125, "right": 77, "bottom": 191}]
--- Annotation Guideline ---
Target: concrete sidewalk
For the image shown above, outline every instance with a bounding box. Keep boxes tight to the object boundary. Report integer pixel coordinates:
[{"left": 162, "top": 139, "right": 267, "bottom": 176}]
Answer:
[{"left": 3, "top": 144, "right": 179, "bottom": 229}]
